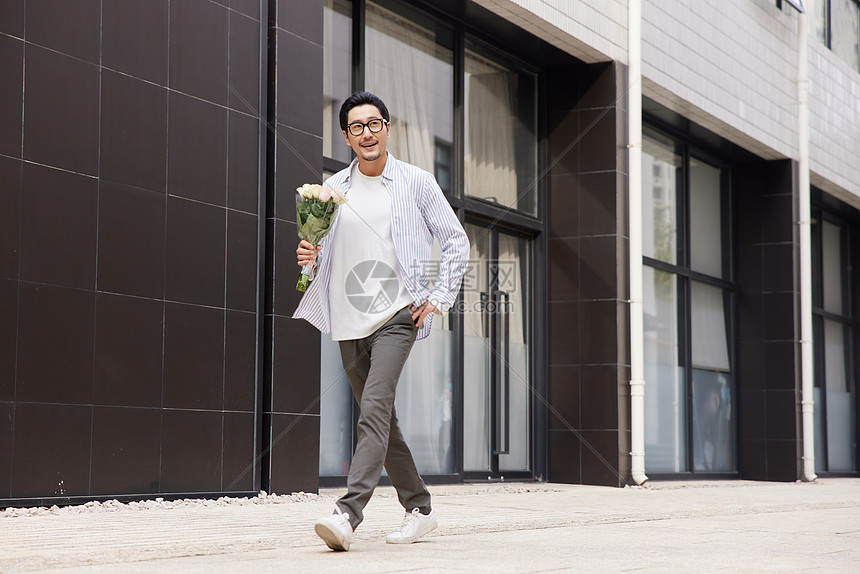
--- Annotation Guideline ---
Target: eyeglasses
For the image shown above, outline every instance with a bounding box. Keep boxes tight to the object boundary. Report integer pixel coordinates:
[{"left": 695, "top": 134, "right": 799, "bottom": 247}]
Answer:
[{"left": 346, "top": 118, "right": 388, "bottom": 137}]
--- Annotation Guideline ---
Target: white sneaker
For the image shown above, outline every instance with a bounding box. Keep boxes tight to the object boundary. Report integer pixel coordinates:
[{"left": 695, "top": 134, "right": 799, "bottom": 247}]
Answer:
[
  {"left": 314, "top": 510, "right": 354, "bottom": 551},
  {"left": 386, "top": 508, "right": 437, "bottom": 544}
]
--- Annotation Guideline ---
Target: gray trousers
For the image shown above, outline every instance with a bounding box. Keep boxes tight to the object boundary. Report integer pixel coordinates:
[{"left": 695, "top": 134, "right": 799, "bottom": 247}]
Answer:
[{"left": 335, "top": 306, "right": 432, "bottom": 530}]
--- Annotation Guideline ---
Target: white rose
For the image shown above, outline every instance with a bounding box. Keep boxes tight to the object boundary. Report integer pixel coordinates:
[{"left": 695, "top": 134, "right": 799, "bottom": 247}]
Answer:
[{"left": 319, "top": 186, "right": 333, "bottom": 202}]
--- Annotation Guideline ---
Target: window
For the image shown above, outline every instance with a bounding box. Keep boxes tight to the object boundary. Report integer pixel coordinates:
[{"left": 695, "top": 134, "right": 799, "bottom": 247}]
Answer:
[
  {"left": 815, "top": 0, "right": 860, "bottom": 73},
  {"left": 642, "top": 128, "right": 735, "bottom": 474},
  {"left": 812, "top": 213, "right": 857, "bottom": 473}
]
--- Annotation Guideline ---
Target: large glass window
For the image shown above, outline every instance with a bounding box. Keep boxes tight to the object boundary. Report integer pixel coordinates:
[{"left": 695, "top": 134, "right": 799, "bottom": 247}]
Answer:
[
  {"left": 642, "top": 129, "right": 735, "bottom": 475},
  {"left": 464, "top": 46, "right": 538, "bottom": 216},
  {"left": 813, "top": 215, "right": 857, "bottom": 473},
  {"left": 323, "top": 0, "right": 353, "bottom": 164}
]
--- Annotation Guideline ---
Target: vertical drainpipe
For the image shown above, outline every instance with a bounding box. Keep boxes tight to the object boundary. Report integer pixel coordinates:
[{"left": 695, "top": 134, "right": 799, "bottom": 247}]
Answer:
[
  {"left": 628, "top": 0, "right": 648, "bottom": 486},
  {"left": 797, "top": 1, "right": 817, "bottom": 483}
]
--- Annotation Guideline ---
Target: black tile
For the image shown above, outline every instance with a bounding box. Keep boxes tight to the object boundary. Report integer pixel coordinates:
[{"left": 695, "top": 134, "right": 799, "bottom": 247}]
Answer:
[
  {"left": 761, "top": 193, "right": 794, "bottom": 244},
  {"left": 548, "top": 365, "right": 579, "bottom": 430},
  {"left": 228, "top": 11, "right": 260, "bottom": 114},
  {"left": 20, "top": 163, "right": 97, "bottom": 289},
  {"left": 227, "top": 210, "right": 258, "bottom": 312},
  {"left": 274, "top": 125, "right": 323, "bottom": 220},
  {"left": 94, "top": 294, "right": 164, "bottom": 408},
  {"left": 273, "top": 218, "right": 304, "bottom": 316},
  {"left": 222, "top": 412, "right": 255, "bottom": 492},
  {"left": 762, "top": 292, "right": 795, "bottom": 341},
  {"left": 26, "top": 0, "right": 100, "bottom": 63},
  {"left": 276, "top": 30, "right": 323, "bottom": 136},
  {"left": 764, "top": 390, "right": 798, "bottom": 441},
  {"left": 737, "top": 293, "right": 763, "bottom": 343},
  {"left": 0, "top": 403, "right": 11, "bottom": 497},
  {"left": 91, "top": 407, "right": 161, "bottom": 495},
  {"left": 761, "top": 243, "right": 794, "bottom": 293},
  {"left": 579, "top": 172, "right": 617, "bottom": 236},
  {"left": 548, "top": 302, "right": 578, "bottom": 366},
  {"left": 102, "top": 0, "right": 169, "bottom": 85},
  {"left": 578, "top": 236, "right": 617, "bottom": 301},
  {"left": 23, "top": 45, "right": 99, "bottom": 175},
  {"left": 548, "top": 429, "right": 580, "bottom": 484},
  {"left": 161, "top": 409, "right": 223, "bottom": 493},
  {"left": 11, "top": 403, "right": 91, "bottom": 498},
  {"left": 547, "top": 173, "right": 578, "bottom": 238},
  {"left": 0, "top": 280, "right": 16, "bottom": 401},
  {"left": 577, "top": 63, "right": 617, "bottom": 109},
  {"left": 228, "top": 111, "right": 260, "bottom": 213},
  {"left": 578, "top": 108, "right": 617, "bottom": 173},
  {"left": 0, "top": 35, "right": 23, "bottom": 157},
  {"left": 737, "top": 341, "right": 765, "bottom": 390},
  {"left": 547, "top": 64, "right": 583, "bottom": 113},
  {"left": 168, "top": 92, "right": 228, "bottom": 206},
  {"left": 0, "top": 0, "right": 24, "bottom": 37},
  {"left": 165, "top": 196, "right": 226, "bottom": 307},
  {"left": 267, "top": 414, "right": 319, "bottom": 494},
  {"left": 737, "top": 194, "right": 763, "bottom": 249},
  {"left": 739, "top": 439, "right": 767, "bottom": 480},
  {"left": 579, "top": 300, "right": 618, "bottom": 365},
  {"left": 272, "top": 315, "right": 320, "bottom": 414},
  {"left": 17, "top": 284, "right": 94, "bottom": 404},
  {"left": 763, "top": 341, "right": 796, "bottom": 391},
  {"left": 225, "top": 310, "right": 257, "bottom": 412},
  {"left": 546, "top": 111, "right": 579, "bottom": 177},
  {"left": 580, "top": 365, "right": 618, "bottom": 430},
  {"left": 163, "top": 303, "right": 225, "bottom": 410},
  {"left": 100, "top": 71, "right": 168, "bottom": 193},
  {"left": 580, "top": 430, "right": 621, "bottom": 487},
  {"left": 277, "top": 0, "right": 323, "bottom": 43},
  {"left": 97, "top": 181, "right": 166, "bottom": 299},
  {"left": 169, "top": 0, "right": 229, "bottom": 106},
  {"left": 0, "top": 157, "right": 22, "bottom": 279},
  {"left": 765, "top": 439, "right": 798, "bottom": 481},
  {"left": 548, "top": 237, "right": 579, "bottom": 302},
  {"left": 230, "top": 0, "right": 260, "bottom": 20},
  {"left": 738, "top": 389, "right": 766, "bottom": 441}
]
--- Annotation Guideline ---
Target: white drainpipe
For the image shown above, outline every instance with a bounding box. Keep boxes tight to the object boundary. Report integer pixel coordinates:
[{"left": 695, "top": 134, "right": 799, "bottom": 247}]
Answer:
[
  {"left": 628, "top": 0, "right": 647, "bottom": 486},
  {"left": 797, "top": 1, "right": 817, "bottom": 483}
]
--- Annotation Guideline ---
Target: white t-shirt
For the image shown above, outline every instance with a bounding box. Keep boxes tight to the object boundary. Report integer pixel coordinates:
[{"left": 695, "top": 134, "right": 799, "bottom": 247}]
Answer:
[{"left": 328, "top": 165, "right": 414, "bottom": 341}]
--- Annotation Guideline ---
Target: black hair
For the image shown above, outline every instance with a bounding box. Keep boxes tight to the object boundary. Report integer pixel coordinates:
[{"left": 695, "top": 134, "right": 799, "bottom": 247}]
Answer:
[{"left": 339, "top": 91, "right": 390, "bottom": 132}]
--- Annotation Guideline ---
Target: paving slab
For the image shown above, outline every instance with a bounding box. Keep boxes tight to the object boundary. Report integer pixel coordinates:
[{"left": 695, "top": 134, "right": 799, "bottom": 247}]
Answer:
[{"left": 0, "top": 479, "right": 858, "bottom": 573}]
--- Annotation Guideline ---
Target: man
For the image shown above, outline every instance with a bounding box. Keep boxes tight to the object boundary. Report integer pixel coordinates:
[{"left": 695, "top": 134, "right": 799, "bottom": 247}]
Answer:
[{"left": 293, "top": 92, "right": 469, "bottom": 551}]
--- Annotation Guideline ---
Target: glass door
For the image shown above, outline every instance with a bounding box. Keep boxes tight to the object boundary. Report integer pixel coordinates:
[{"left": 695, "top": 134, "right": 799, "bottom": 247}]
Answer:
[{"left": 463, "top": 222, "right": 532, "bottom": 478}]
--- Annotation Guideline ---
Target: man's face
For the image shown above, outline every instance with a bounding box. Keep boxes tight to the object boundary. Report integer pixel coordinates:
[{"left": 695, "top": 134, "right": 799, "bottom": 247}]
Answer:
[{"left": 343, "top": 104, "right": 390, "bottom": 163}]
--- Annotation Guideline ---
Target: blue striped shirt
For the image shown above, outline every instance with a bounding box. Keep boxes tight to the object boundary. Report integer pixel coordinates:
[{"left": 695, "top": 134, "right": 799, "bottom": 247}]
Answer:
[{"left": 293, "top": 153, "right": 470, "bottom": 340}]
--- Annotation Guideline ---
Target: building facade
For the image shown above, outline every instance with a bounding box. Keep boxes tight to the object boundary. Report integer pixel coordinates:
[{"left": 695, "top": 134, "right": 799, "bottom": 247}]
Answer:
[{"left": 0, "top": 0, "right": 858, "bottom": 506}]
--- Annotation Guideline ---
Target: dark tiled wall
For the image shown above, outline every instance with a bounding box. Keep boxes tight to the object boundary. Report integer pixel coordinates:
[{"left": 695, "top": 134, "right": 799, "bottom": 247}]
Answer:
[
  {"left": 545, "top": 62, "right": 630, "bottom": 487},
  {"left": 0, "top": 0, "right": 263, "bottom": 503},
  {"left": 260, "top": 0, "right": 323, "bottom": 495},
  {"left": 735, "top": 160, "right": 801, "bottom": 481}
]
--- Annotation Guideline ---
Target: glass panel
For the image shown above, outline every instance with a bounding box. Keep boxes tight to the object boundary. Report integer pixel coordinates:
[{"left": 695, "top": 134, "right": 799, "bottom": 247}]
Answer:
[
  {"left": 643, "top": 266, "right": 687, "bottom": 472},
  {"left": 815, "top": 0, "right": 830, "bottom": 45},
  {"left": 689, "top": 158, "right": 724, "bottom": 278},
  {"left": 822, "top": 220, "right": 844, "bottom": 315},
  {"left": 642, "top": 133, "right": 682, "bottom": 265},
  {"left": 831, "top": 0, "right": 860, "bottom": 72},
  {"left": 319, "top": 337, "right": 353, "bottom": 475},
  {"left": 464, "top": 48, "right": 537, "bottom": 215},
  {"left": 691, "top": 281, "right": 731, "bottom": 371},
  {"left": 463, "top": 224, "right": 491, "bottom": 471},
  {"left": 814, "top": 385, "right": 825, "bottom": 473},
  {"left": 692, "top": 369, "right": 735, "bottom": 471},
  {"left": 323, "top": 0, "right": 353, "bottom": 164},
  {"left": 365, "top": 2, "right": 453, "bottom": 176},
  {"left": 498, "top": 233, "right": 530, "bottom": 472},
  {"left": 824, "top": 319, "right": 856, "bottom": 471}
]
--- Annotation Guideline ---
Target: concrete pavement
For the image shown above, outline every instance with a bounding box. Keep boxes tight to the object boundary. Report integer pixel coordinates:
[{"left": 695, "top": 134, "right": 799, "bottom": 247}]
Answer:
[{"left": 0, "top": 479, "right": 858, "bottom": 573}]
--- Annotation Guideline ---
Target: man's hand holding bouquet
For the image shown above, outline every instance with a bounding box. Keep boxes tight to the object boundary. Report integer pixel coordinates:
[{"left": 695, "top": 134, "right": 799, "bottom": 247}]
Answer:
[{"left": 295, "top": 183, "right": 347, "bottom": 291}]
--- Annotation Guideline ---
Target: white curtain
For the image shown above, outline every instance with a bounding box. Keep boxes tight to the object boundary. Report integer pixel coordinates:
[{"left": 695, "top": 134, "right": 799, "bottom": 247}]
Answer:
[
  {"left": 690, "top": 281, "right": 730, "bottom": 371},
  {"left": 464, "top": 51, "right": 518, "bottom": 209}
]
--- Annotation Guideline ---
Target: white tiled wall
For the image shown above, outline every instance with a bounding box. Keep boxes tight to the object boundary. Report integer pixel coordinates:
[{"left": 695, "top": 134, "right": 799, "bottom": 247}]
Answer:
[{"left": 472, "top": 0, "right": 860, "bottom": 201}]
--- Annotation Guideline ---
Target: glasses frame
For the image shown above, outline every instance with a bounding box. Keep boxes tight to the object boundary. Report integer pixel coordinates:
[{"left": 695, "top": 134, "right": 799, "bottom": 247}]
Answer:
[{"left": 346, "top": 118, "right": 388, "bottom": 137}]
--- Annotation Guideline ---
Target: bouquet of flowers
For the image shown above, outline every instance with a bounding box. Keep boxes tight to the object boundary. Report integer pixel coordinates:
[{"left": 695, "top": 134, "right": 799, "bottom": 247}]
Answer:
[{"left": 295, "top": 183, "right": 347, "bottom": 291}]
